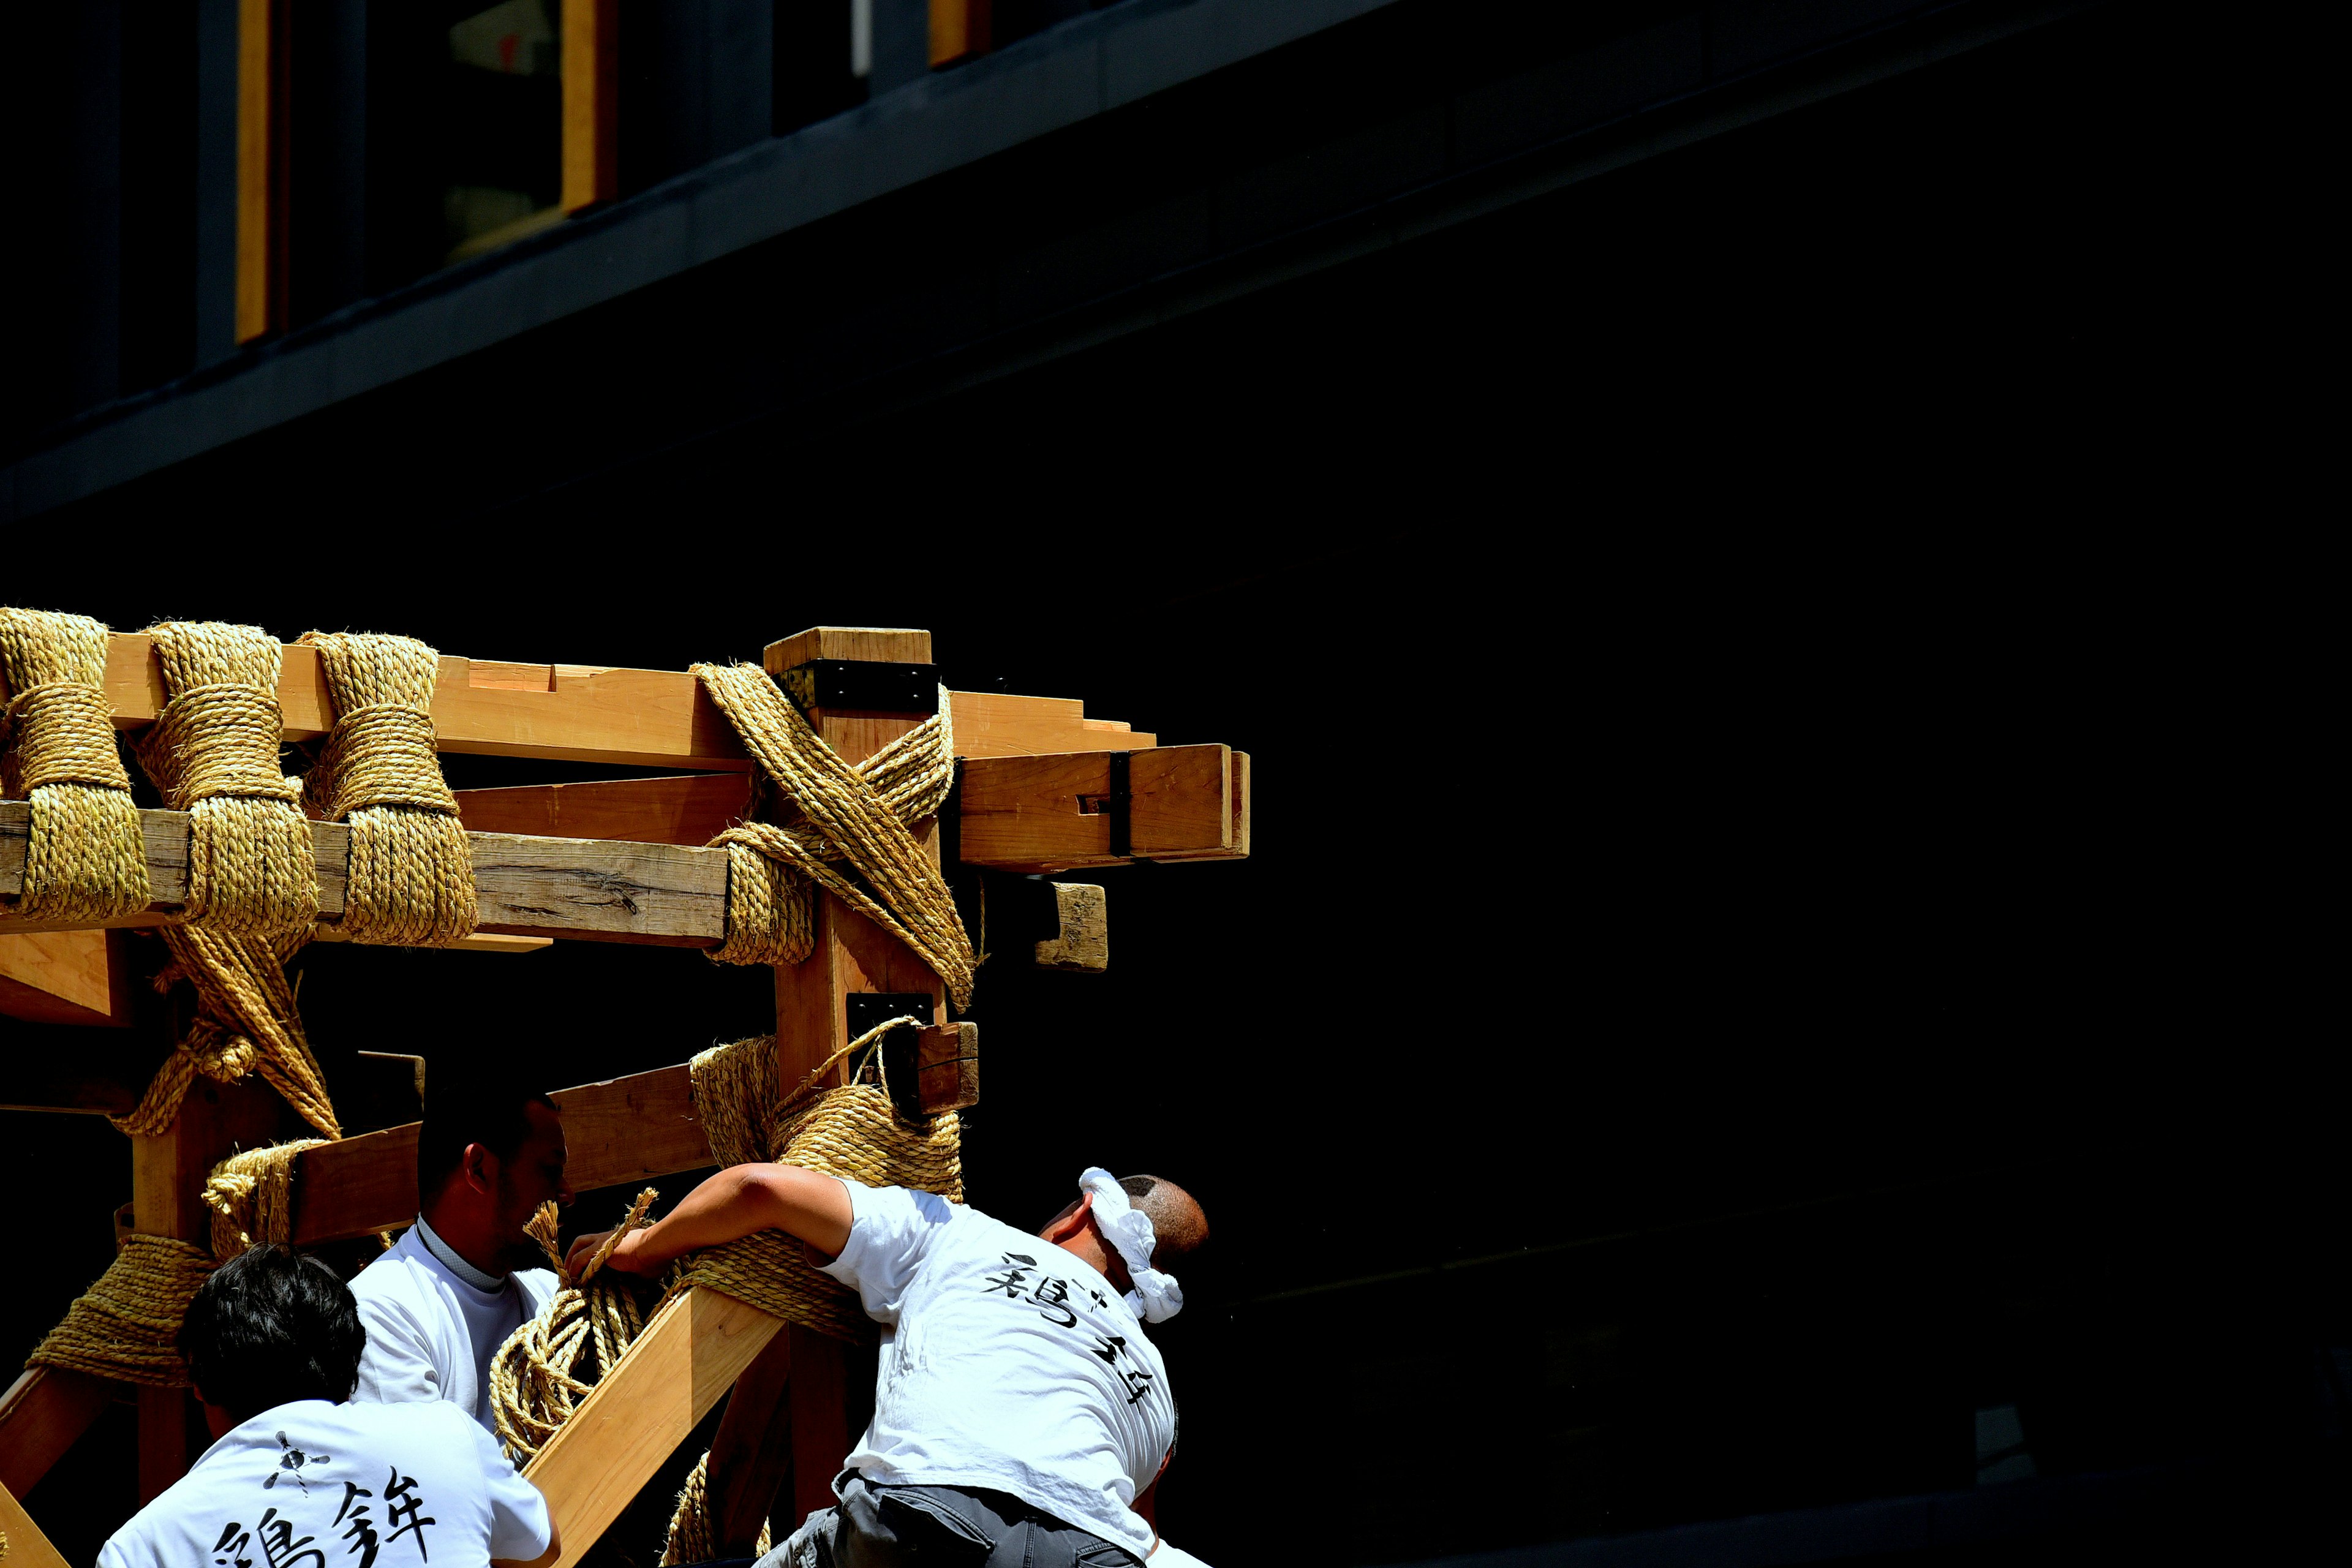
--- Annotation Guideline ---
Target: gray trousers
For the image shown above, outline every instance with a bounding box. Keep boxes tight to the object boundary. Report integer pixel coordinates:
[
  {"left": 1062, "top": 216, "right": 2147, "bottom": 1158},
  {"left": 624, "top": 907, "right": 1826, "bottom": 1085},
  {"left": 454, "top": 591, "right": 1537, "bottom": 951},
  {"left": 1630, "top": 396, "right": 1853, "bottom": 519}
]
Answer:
[{"left": 755, "top": 1473, "right": 1142, "bottom": 1568}]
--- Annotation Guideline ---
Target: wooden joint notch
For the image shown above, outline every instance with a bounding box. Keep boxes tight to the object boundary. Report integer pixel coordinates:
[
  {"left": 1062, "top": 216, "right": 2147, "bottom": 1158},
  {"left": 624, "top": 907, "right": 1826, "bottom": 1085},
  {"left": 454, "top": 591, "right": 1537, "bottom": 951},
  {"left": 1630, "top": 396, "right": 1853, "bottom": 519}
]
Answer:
[
  {"left": 880, "top": 1022, "right": 980, "bottom": 1116},
  {"left": 956, "top": 746, "right": 1246, "bottom": 872}
]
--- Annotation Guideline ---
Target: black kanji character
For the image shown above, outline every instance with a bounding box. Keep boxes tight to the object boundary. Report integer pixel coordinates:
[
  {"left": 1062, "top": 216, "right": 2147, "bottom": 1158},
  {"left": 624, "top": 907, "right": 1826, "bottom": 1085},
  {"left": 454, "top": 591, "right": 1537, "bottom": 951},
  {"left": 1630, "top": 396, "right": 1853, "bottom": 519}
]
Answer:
[
  {"left": 981, "top": 1252, "right": 1038, "bottom": 1298},
  {"left": 1082, "top": 1284, "right": 1110, "bottom": 1311},
  {"left": 255, "top": 1505, "right": 326, "bottom": 1568},
  {"left": 1031, "top": 1276, "right": 1077, "bottom": 1329},
  {"left": 265, "top": 1431, "right": 331, "bottom": 1494},
  {"left": 213, "top": 1520, "right": 255, "bottom": 1568},
  {"left": 1117, "top": 1367, "right": 1155, "bottom": 1406},
  {"left": 384, "top": 1468, "right": 435, "bottom": 1559},
  {"left": 334, "top": 1481, "right": 379, "bottom": 1568},
  {"left": 1090, "top": 1333, "right": 1126, "bottom": 1365}
]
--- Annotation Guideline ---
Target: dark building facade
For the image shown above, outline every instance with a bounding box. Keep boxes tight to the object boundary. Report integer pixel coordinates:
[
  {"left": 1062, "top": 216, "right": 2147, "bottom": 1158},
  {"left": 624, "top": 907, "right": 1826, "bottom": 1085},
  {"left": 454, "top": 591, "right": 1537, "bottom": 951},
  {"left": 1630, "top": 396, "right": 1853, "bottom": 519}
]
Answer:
[{"left": 3, "top": 2, "right": 2334, "bottom": 1567}]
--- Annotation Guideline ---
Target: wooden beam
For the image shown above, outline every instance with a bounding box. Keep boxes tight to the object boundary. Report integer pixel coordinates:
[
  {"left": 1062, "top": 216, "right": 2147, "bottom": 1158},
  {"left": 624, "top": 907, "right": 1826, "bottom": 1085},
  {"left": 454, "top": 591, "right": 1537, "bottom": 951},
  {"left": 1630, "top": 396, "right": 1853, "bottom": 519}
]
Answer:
[
  {"left": 288, "top": 1061, "right": 712, "bottom": 1245},
  {"left": 949, "top": 692, "right": 1156, "bottom": 756},
  {"left": 0, "top": 1369, "right": 116, "bottom": 1501},
  {"left": 522, "top": 1289, "right": 782, "bottom": 1568},
  {"left": 762, "top": 628, "right": 933, "bottom": 668},
  {"left": 930, "top": 0, "right": 990, "bottom": 67},
  {"left": 454, "top": 774, "right": 753, "bottom": 845},
  {"left": 1153, "top": 751, "right": 1251, "bottom": 862},
  {"left": 0, "top": 929, "right": 134, "bottom": 1027},
  {"left": 0, "top": 1472, "right": 72, "bottom": 1568},
  {"left": 957, "top": 745, "right": 1234, "bottom": 871},
  {"left": 100, "top": 636, "right": 753, "bottom": 771},
  {"left": 560, "top": 0, "right": 619, "bottom": 213},
  {"left": 97, "top": 633, "right": 1153, "bottom": 767},
  {"left": 701, "top": 1328, "right": 797, "bottom": 1556},
  {"left": 1031, "top": 885, "right": 1108, "bottom": 973},
  {"left": 133, "top": 1076, "right": 291, "bottom": 1502},
  {"left": 0, "top": 802, "right": 726, "bottom": 946},
  {"left": 235, "top": 0, "right": 288, "bottom": 342}
]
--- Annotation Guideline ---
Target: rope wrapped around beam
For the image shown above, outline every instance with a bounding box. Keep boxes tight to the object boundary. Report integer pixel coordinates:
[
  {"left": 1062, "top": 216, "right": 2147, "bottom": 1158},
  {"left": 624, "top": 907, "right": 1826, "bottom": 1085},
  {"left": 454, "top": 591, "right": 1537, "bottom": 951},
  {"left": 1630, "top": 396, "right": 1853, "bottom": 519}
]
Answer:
[
  {"left": 135, "top": 621, "right": 316, "bottom": 938},
  {"left": 26, "top": 1140, "right": 324, "bottom": 1388},
  {"left": 679, "top": 1027, "right": 963, "bottom": 1343},
  {"left": 0, "top": 608, "right": 152, "bottom": 922},
  {"left": 693, "top": 664, "right": 975, "bottom": 1008},
  {"left": 298, "top": 631, "right": 477, "bottom": 947}
]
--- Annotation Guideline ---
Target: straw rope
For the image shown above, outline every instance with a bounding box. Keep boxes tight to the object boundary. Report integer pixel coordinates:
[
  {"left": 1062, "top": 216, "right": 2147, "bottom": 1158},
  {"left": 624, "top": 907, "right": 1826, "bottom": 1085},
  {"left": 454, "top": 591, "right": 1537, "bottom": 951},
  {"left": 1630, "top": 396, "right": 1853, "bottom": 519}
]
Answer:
[
  {"left": 659, "top": 1452, "right": 769, "bottom": 1566},
  {"left": 110, "top": 922, "right": 339, "bottom": 1139},
  {"left": 0, "top": 608, "right": 152, "bottom": 922},
  {"left": 298, "top": 632, "right": 477, "bottom": 947},
  {"left": 27, "top": 1234, "right": 217, "bottom": 1387},
  {"left": 134, "top": 621, "right": 315, "bottom": 938},
  {"left": 487, "top": 1191, "right": 669, "bottom": 1466},
  {"left": 202, "top": 1139, "right": 331, "bottom": 1262},
  {"left": 693, "top": 665, "right": 974, "bottom": 1007},
  {"left": 679, "top": 1028, "right": 962, "bottom": 1344}
]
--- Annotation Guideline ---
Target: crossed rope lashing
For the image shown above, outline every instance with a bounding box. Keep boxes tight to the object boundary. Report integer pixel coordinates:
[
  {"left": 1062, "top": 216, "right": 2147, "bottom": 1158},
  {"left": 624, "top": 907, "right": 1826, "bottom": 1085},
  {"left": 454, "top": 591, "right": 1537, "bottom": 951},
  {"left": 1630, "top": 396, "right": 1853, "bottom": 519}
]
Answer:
[{"left": 695, "top": 663, "right": 976, "bottom": 1008}]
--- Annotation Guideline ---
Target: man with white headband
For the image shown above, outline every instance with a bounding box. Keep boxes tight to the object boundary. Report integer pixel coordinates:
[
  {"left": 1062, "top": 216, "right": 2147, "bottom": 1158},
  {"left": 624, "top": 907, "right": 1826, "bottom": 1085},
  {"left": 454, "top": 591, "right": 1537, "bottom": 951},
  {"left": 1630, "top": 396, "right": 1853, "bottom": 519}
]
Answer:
[{"left": 571, "top": 1161, "right": 1208, "bottom": 1566}]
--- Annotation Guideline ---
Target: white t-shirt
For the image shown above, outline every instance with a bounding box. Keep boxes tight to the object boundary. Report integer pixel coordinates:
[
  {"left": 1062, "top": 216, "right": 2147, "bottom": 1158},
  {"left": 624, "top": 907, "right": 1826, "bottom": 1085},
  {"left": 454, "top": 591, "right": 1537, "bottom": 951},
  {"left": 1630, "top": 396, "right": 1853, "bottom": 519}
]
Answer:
[
  {"left": 821, "top": 1181, "right": 1175, "bottom": 1562},
  {"left": 349, "top": 1221, "right": 558, "bottom": 1441},
  {"left": 97, "top": 1398, "right": 551, "bottom": 1568},
  {"left": 1150, "top": 1544, "right": 1212, "bottom": 1567}
]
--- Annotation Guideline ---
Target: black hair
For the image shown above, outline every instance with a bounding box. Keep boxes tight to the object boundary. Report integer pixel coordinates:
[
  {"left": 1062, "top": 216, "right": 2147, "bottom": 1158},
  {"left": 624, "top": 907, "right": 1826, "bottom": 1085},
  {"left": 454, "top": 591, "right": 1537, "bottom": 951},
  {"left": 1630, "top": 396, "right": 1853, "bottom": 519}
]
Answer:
[
  {"left": 179, "top": 1244, "right": 366, "bottom": 1422},
  {"left": 1117, "top": 1174, "right": 1208, "bottom": 1270},
  {"left": 416, "top": 1059, "right": 557, "bottom": 1200}
]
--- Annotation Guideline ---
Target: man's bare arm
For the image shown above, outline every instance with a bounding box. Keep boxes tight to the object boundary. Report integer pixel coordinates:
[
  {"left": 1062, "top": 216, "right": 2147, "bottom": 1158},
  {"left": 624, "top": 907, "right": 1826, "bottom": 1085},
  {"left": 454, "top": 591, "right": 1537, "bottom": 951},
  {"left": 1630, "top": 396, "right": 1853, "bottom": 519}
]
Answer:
[{"left": 567, "top": 1164, "right": 853, "bottom": 1277}]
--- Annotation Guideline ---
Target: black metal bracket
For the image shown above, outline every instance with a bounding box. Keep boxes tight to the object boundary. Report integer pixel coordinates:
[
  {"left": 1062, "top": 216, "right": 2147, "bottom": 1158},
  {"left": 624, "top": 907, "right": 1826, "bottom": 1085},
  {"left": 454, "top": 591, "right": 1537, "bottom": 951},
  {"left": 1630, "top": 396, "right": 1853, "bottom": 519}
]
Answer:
[
  {"left": 776, "top": 658, "right": 939, "bottom": 715},
  {"left": 845, "top": 992, "right": 934, "bottom": 1120},
  {"left": 1077, "top": 750, "right": 1134, "bottom": 858}
]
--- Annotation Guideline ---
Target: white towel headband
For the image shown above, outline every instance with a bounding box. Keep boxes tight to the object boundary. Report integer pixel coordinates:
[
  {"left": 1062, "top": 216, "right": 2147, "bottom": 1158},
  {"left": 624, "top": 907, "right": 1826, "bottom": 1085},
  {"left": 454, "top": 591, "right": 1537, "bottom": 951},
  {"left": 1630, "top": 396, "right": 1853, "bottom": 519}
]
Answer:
[{"left": 1078, "top": 1167, "right": 1184, "bottom": 1323}]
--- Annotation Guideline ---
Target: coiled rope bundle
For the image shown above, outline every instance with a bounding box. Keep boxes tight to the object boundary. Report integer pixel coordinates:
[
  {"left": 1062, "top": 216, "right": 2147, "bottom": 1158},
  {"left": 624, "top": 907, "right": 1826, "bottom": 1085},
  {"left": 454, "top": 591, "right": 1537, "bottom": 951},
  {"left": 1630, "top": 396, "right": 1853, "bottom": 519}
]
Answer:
[
  {"left": 299, "top": 631, "right": 477, "bottom": 947},
  {"left": 135, "top": 621, "right": 315, "bottom": 938},
  {"left": 488, "top": 1192, "right": 669, "bottom": 1467},
  {"left": 0, "top": 608, "right": 151, "bottom": 923},
  {"left": 693, "top": 663, "right": 975, "bottom": 1007}
]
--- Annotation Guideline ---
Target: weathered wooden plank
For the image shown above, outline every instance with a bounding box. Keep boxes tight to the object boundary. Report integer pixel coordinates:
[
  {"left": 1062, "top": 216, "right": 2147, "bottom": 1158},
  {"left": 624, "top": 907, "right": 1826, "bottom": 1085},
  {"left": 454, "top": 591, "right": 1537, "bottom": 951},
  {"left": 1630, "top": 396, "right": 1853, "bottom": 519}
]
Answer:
[
  {"left": 956, "top": 746, "right": 1232, "bottom": 871},
  {"left": 0, "top": 929, "right": 134, "bottom": 1027},
  {"left": 288, "top": 1062, "right": 712, "bottom": 1245},
  {"left": 454, "top": 774, "right": 753, "bottom": 846},
  {"left": 1, "top": 802, "right": 724, "bottom": 946},
  {"left": 0, "top": 1369, "right": 116, "bottom": 1501},
  {"left": 0, "top": 1470, "right": 73, "bottom": 1568},
  {"left": 1031, "top": 885, "right": 1109, "bottom": 974},
  {"left": 523, "top": 1289, "right": 783, "bottom": 1568}
]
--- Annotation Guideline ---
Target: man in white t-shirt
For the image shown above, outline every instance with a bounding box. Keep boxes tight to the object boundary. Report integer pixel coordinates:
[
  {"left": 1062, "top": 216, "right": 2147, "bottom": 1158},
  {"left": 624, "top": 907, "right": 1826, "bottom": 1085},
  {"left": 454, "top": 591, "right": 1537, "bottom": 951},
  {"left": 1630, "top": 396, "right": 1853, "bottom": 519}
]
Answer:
[
  {"left": 571, "top": 1164, "right": 1208, "bottom": 1567},
  {"left": 100, "top": 1243, "right": 557, "bottom": 1568},
  {"left": 350, "top": 1066, "right": 570, "bottom": 1440}
]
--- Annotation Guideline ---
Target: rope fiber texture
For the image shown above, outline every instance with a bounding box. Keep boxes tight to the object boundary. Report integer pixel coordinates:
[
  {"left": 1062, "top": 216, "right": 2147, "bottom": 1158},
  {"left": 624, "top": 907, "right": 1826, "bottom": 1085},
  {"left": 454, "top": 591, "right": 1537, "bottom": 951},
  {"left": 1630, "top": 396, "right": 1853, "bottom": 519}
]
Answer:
[
  {"left": 488, "top": 1191, "right": 669, "bottom": 1467},
  {"left": 26, "top": 1234, "right": 216, "bottom": 1388},
  {"left": 0, "top": 608, "right": 152, "bottom": 922},
  {"left": 659, "top": 1453, "right": 770, "bottom": 1566},
  {"left": 679, "top": 1028, "right": 963, "bottom": 1344},
  {"left": 298, "top": 631, "right": 477, "bottom": 947},
  {"left": 111, "top": 922, "right": 339, "bottom": 1139},
  {"left": 134, "top": 621, "right": 315, "bottom": 938},
  {"left": 694, "top": 664, "right": 975, "bottom": 1007}
]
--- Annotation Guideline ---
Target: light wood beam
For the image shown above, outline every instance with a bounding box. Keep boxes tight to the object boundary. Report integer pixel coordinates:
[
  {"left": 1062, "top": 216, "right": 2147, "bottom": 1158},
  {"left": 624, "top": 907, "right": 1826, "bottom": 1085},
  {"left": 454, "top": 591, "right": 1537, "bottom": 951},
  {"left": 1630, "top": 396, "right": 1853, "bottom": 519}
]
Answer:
[
  {"left": 454, "top": 773, "right": 754, "bottom": 845},
  {"left": 0, "top": 929, "right": 134, "bottom": 1027},
  {"left": 97, "top": 633, "right": 1154, "bottom": 769},
  {"left": 0, "top": 1472, "right": 72, "bottom": 1568},
  {"left": 957, "top": 745, "right": 1235, "bottom": 871},
  {"left": 132, "top": 1077, "right": 290, "bottom": 1502},
  {"left": 521, "top": 1289, "right": 783, "bottom": 1568},
  {"left": 0, "top": 1369, "right": 116, "bottom": 1501}
]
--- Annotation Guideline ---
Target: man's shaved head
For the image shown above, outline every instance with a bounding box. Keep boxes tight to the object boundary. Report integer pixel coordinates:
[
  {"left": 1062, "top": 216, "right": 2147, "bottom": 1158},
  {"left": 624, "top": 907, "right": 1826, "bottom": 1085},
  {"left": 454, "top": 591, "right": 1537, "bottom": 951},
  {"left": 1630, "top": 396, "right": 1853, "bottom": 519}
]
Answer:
[{"left": 1117, "top": 1174, "right": 1208, "bottom": 1270}]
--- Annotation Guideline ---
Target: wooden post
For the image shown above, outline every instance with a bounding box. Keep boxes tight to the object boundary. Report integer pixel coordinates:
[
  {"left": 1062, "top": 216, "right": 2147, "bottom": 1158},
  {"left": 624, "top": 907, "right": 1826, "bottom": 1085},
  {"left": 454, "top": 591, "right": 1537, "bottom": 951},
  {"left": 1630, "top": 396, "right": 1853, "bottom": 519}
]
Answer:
[
  {"left": 234, "top": 0, "right": 288, "bottom": 342},
  {"left": 130, "top": 1076, "right": 288, "bottom": 1502},
  {"left": 726, "top": 627, "right": 944, "bottom": 1532}
]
